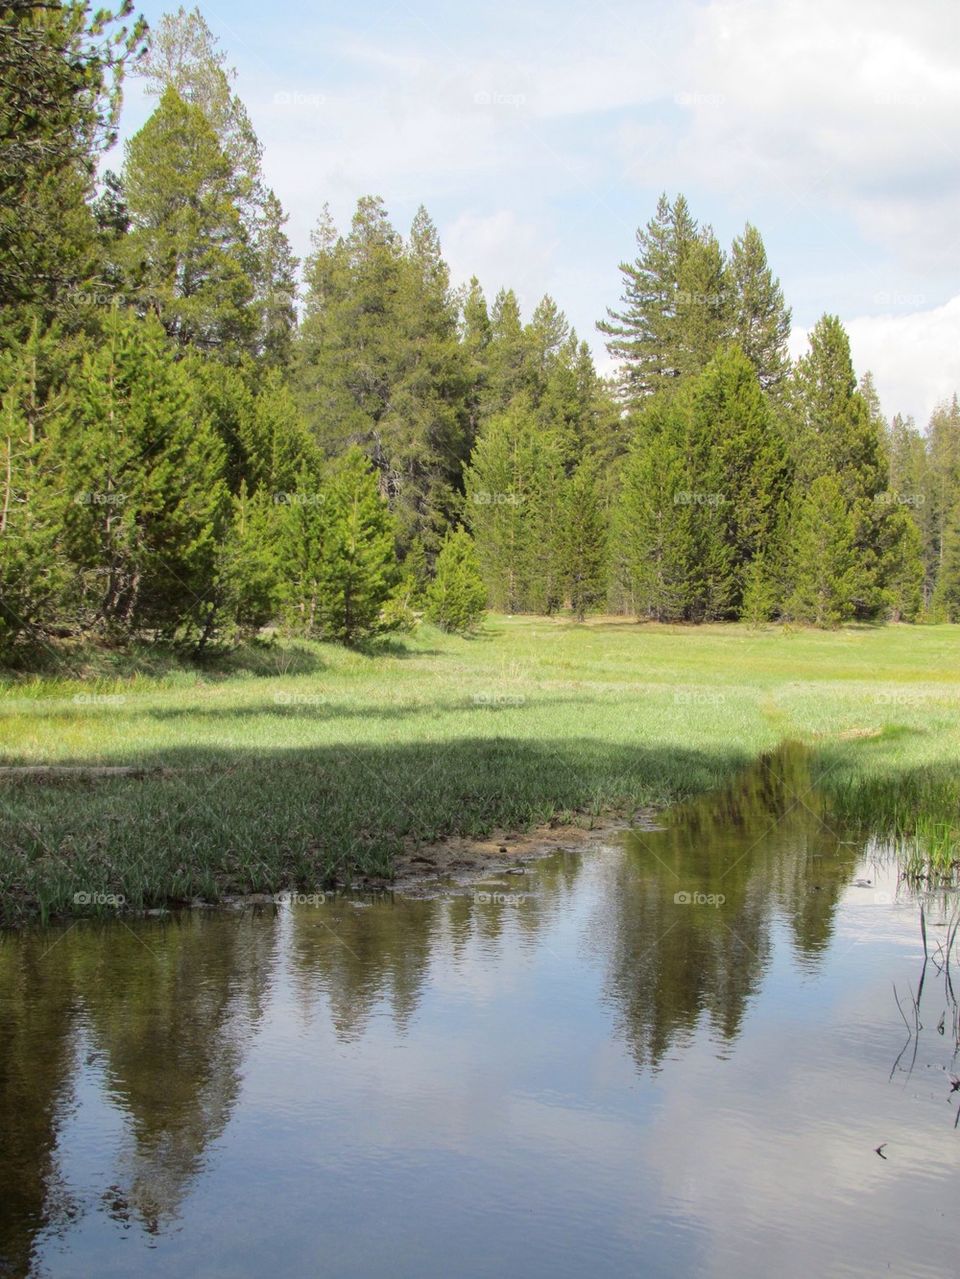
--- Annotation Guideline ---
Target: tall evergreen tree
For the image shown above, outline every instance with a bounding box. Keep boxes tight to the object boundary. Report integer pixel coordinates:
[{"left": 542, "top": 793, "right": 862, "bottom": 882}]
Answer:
[
  {"left": 312, "top": 446, "right": 399, "bottom": 645},
  {"left": 561, "top": 460, "right": 608, "bottom": 620},
  {"left": 459, "top": 275, "right": 491, "bottom": 446},
  {"left": 425, "top": 527, "right": 487, "bottom": 634},
  {"left": 0, "top": 0, "right": 146, "bottom": 329},
  {"left": 674, "top": 228, "right": 730, "bottom": 380},
  {"left": 785, "top": 475, "right": 859, "bottom": 627},
  {"left": 788, "top": 315, "right": 917, "bottom": 617},
  {"left": 298, "top": 199, "right": 470, "bottom": 554},
  {"left": 134, "top": 5, "right": 263, "bottom": 222},
  {"left": 729, "top": 224, "right": 791, "bottom": 393},
  {"left": 464, "top": 403, "right": 565, "bottom": 612},
  {"left": 926, "top": 396, "right": 960, "bottom": 602},
  {"left": 52, "top": 309, "right": 230, "bottom": 639},
  {"left": 687, "top": 344, "right": 790, "bottom": 615},
  {"left": 598, "top": 193, "right": 698, "bottom": 403},
  {"left": 239, "top": 368, "right": 319, "bottom": 496},
  {"left": 0, "top": 331, "right": 69, "bottom": 653},
  {"left": 120, "top": 86, "right": 257, "bottom": 355},
  {"left": 485, "top": 287, "right": 530, "bottom": 415},
  {"left": 930, "top": 501, "right": 960, "bottom": 622},
  {"left": 613, "top": 397, "right": 694, "bottom": 621},
  {"left": 253, "top": 189, "right": 299, "bottom": 366}
]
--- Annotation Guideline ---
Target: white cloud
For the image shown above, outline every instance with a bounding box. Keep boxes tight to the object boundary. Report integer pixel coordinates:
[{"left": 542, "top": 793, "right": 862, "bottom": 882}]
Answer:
[
  {"left": 669, "top": 0, "right": 960, "bottom": 264},
  {"left": 443, "top": 209, "right": 561, "bottom": 309},
  {"left": 791, "top": 295, "right": 960, "bottom": 425},
  {"left": 113, "top": 0, "right": 960, "bottom": 415}
]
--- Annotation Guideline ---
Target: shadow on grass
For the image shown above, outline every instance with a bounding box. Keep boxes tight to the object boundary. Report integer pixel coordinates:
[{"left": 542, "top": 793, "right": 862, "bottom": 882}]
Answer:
[
  {"left": 0, "top": 693, "right": 601, "bottom": 729},
  {"left": 0, "top": 638, "right": 330, "bottom": 686}
]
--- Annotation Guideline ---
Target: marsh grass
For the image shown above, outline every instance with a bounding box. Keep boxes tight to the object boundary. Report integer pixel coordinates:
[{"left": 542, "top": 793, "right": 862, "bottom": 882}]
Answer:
[{"left": 1, "top": 617, "right": 958, "bottom": 924}]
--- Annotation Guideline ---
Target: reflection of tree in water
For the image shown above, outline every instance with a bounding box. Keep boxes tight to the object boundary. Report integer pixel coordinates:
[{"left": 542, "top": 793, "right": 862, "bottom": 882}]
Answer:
[
  {"left": 72, "top": 911, "right": 278, "bottom": 1234},
  {"left": 289, "top": 852, "right": 585, "bottom": 1040},
  {"left": 0, "top": 912, "right": 278, "bottom": 1264},
  {"left": 0, "top": 936, "right": 80, "bottom": 1278},
  {"left": 603, "top": 744, "right": 865, "bottom": 1071},
  {"left": 289, "top": 895, "right": 442, "bottom": 1038}
]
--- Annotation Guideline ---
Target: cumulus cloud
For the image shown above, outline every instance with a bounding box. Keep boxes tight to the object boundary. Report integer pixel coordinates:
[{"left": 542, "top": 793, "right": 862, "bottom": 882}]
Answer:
[
  {"left": 443, "top": 209, "right": 561, "bottom": 309},
  {"left": 791, "top": 295, "right": 960, "bottom": 426},
  {"left": 668, "top": 0, "right": 960, "bottom": 263},
  {"left": 113, "top": 0, "right": 960, "bottom": 416}
]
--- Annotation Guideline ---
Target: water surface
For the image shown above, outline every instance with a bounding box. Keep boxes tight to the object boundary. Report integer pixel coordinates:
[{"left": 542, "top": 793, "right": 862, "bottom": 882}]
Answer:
[{"left": 2, "top": 746, "right": 958, "bottom": 1278}]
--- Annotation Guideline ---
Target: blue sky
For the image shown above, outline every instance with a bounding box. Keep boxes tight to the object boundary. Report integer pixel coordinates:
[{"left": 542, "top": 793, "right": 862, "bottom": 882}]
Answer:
[{"left": 115, "top": 0, "right": 960, "bottom": 423}]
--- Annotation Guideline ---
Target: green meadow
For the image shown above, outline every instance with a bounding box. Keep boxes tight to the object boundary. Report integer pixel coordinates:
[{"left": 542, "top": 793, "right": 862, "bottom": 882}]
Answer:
[{"left": 1, "top": 617, "right": 958, "bottom": 924}]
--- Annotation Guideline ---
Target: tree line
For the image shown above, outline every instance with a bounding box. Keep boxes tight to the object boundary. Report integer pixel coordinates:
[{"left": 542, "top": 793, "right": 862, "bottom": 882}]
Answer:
[{"left": 1, "top": 3, "right": 958, "bottom": 663}]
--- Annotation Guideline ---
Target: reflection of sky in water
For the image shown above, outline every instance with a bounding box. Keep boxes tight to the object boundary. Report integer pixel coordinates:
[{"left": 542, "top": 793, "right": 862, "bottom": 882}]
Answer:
[{"left": 2, "top": 753, "right": 958, "bottom": 1278}]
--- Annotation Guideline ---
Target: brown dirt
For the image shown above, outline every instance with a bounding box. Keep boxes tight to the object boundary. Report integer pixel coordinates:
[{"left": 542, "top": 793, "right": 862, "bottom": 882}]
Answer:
[{"left": 355, "top": 809, "right": 663, "bottom": 897}]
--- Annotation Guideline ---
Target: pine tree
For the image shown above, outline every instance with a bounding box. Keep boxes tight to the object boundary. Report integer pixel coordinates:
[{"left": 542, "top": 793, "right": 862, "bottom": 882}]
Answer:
[
  {"left": 788, "top": 316, "right": 909, "bottom": 617},
  {"left": 885, "top": 412, "right": 932, "bottom": 603},
  {"left": 219, "top": 481, "right": 280, "bottom": 634},
  {"left": 460, "top": 275, "right": 491, "bottom": 446},
  {"left": 741, "top": 553, "right": 777, "bottom": 625},
  {"left": 275, "top": 471, "right": 327, "bottom": 637},
  {"left": 134, "top": 5, "right": 263, "bottom": 225},
  {"left": 52, "top": 309, "right": 230, "bottom": 640},
  {"left": 464, "top": 403, "right": 565, "bottom": 612},
  {"left": 314, "top": 446, "right": 399, "bottom": 646},
  {"left": 674, "top": 229, "right": 731, "bottom": 380},
  {"left": 119, "top": 86, "right": 257, "bottom": 356},
  {"left": 785, "top": 475, "right": 859, "bottom": 627},
  {"left": 253, "top": 189, "right": 299, "bottom": 366},
  {"left": 687, "top": 344, "right": 790, "bottom": 616},
  {"left": 425, "top": 528, "right": 487, "bottom": 634},
  {"left": 729, "top": 225, "right": 791, "bottom": 393},
  {"left": 298, "top": 199, "right": 470, "bottom": 554},
  {"left": 0, "top": 1, "right": 146, "bottom": 327},
  {"left": 598, "top": 192, "right": 698, "bottom": 403},
  {"left": 0, "top": 335, "right": 68, "bottom": 654},
  {"left": 613, "top": 398, "right": 694, "bottom": 621},
  {"left": 183, "top": 355, "right": 253, "bottom": 494},
  {"left": 878, "top": 502, "right": 924, "bottom": 621},
  {"left": 239, "top": 367, "right": 319, "bottom": 496},
  {"left": 561, "top": 460, "right": 608, "bottom": 620},
  {"left": 485, "top": 288, "right": 530, "bottom": 415},
  {"left": 926, "top": 396, "right": 960, "bottom": 603},
  {"left": 930, "top": 501, "right": 960, "bottom": 622}
]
